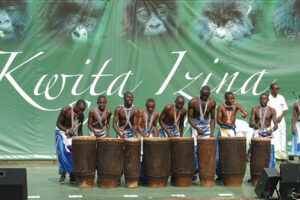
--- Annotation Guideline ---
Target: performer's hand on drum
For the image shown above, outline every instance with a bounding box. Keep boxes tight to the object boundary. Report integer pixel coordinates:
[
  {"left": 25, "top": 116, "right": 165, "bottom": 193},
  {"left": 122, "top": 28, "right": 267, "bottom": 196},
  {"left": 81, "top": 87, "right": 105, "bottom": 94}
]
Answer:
[
  {"left": 267, "top": 130, "right": 272, "bottom": 136},
  {"left": 253, "top": 123, "right": 259, "bottom": 130},
  {"left": 66, "top": 129, "right": 75, "bottom": 136},
  {"left": 197, "top": 127, "right": 204, "bottom": 135},
  {"left": 226, "top": 121, "right": 234, "bottom": 128}
]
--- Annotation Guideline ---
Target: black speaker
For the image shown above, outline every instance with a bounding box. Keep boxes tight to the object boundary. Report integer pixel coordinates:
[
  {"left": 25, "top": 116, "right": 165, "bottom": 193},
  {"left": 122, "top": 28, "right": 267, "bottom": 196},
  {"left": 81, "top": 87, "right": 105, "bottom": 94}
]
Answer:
[
  {"left": 0, "top": 168, "right": 27, "bottom": 200},
  {"left": 280, "top": 163, "right": 300, "bottom": 200},
  {"left": 255, "top": 168, "right": 280, "bottom": 200}
]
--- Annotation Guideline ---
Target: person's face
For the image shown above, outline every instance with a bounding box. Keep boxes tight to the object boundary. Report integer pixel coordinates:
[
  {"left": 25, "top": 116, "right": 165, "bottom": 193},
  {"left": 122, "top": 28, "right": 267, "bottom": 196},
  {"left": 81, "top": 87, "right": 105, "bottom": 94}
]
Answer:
[
  {"left": 271, "top": 85, "right": 280, "bottom": 95},
  {"left": 124, "top": 94, "right": 134, "bottom": 105},
  {"left": 259, "top": 95, "right": 268, "bottom": 107},
  {"left": 225, "top": 95, "right": 235, "bottom": 105},
  {"left": 200, "top": 90, "right": 210, "bottom": 101},
  {"left": 146, "top": 102, "right": 155, "bottom": 113},
  {"left": 97, "top": 98, "right": 107, "bottom": 110},
  {"left": 74, "top": 104, "right": 86, "bottom": 115},
  {"left": 175, "top": 99, "right": 185, "bottom": 110}
]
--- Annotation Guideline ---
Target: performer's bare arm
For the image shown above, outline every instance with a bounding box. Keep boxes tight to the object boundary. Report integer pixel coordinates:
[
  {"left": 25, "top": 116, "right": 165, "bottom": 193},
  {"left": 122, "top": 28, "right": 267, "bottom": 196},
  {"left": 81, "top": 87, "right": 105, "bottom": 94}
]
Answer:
[
  {"left": 269, "top": 108, "right": 278, "bottom": 135},
  {"left": 105, "top": 110, "right": 112, "bottom": 137},
  {"left": 292, "top": 103, "right": 298, "bottom": 135},
  {"left": 113, "top": 107, "right": 123, "bottom": 138},
  {"left": 179, "top": 109, "right": 186, "bottom": 137},
  {"left": 188, "top": 99, "right": 203, "bottom": 135},
  {"left": 210, "top": 100, "right": 216, "bottom": 137},
  {"left": 159, "top": 106, "right": 172, "bottom": 137},
  {"left": 236, "top": 104, "right": 248, "bottom": 118},
  {"left": 249, "top": 107, "right": 259, "bottom": 129},
  {"left": 77, "top": 114, "right": 84, "bottom": 136},
  {"left": 132, "top": 107, "right": 139, "bottom": 137},
  {"left": 88, "top": 109, "right": 100, "bottom": 137},
  {"left": 138, "top": 110, "right": 147, "bottom": 137},
  {"left": 153, "top": 112, "right": 159, "bottom": 137}
]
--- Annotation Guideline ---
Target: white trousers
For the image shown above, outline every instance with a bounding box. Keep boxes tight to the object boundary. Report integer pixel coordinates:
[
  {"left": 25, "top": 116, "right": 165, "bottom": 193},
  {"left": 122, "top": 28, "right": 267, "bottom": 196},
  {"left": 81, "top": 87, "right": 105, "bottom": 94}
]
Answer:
[{"left": 272, "top": 120, "right": 287, "bottom": 159}]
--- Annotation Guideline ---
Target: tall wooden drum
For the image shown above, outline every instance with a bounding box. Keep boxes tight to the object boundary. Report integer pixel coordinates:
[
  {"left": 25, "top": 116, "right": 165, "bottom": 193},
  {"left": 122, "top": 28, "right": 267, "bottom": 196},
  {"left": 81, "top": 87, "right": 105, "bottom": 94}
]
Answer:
[
  {"left": 170, "top": 137, "right": 194, "bottom": 187},
  {"left": 124, "top": 138, "right": 141, "bottom": 188},
  {"left": 250, "top": 137, "right": 270, "bottom": 186},
  {"left": 97, "top": 138, "right": 123, "bottom": 188},
  {"left": 143, "top": 138, "right": 171, "bottom": 188},
  {"left": 197, "top": 137, "right": 216, "bottom": 187},
  {"left": 218, "top": 137, "right": 246, "bottom": 186},
  {"left": 72, "top": 136, "right": 97, "bottom": 188}
]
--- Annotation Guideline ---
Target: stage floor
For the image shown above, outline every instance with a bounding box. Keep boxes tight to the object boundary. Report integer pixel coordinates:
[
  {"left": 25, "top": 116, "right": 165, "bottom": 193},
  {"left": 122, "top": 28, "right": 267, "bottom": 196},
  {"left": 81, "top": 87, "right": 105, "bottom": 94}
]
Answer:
[{"left": 2, "top": 162, "right": 276, "bottom": 200}]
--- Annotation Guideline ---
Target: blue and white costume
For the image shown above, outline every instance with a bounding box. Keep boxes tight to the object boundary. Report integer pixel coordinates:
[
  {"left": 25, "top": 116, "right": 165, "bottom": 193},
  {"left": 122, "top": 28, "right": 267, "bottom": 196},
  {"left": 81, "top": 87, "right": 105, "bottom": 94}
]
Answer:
[
  {"left": 158, "top": 124, "right": 180, "bottom": 138},
  {"left": 55, "top": 106, "right": 77, "bottom": 175},
  {"left": 291, "top": 122, "right": 300, "bottom": 157},
  {"left": 55, "top": 127, "right": 76, "bottom": 174},
  {"left": 89, "top": 108, "right": 107, "bottom": 138},
  {"left": 158, "top": 105, "right": 181, "bottom": 138},
  {"left": 116, "top": 104, "right": 134, "bottom": 138},
  {"left": 190, "top": 97, "right": 211, "bottom": 172}
]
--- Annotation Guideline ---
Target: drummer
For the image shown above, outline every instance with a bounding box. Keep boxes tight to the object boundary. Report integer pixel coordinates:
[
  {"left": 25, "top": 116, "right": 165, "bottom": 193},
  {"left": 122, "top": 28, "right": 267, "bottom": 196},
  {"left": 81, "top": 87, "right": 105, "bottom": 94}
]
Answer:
[
  {"left": 137, "top": 98, "right": 159, "bottom": 184},
  {"left": 137, "top": 98, "right": 159, "bottom": 138},
  {"left": 249, "top": 93, "right": 278, "bottom": 168},
  {"left": 188, "top": 86, "right": 216, "bottom": 180},
  {"left": 216, "top": 92, "right": 248, "bottom": 181},
  {"left": 88, "top": 95, "right": 112, "bottom": 138},
  {"left": 55, "top": 100, "right": 86, "bottom": 184},
  {"left": 113, "top": 92, "right": 139, "bottom": 138},
  {"left": 158, "top": 95, "right": 187, "bottom": 137}
]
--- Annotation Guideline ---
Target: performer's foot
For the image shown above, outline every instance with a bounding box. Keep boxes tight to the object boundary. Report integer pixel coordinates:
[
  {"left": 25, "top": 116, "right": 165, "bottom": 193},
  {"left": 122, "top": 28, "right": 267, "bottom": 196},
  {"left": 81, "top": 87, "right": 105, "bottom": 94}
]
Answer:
[
  {"left": 215, "top": 176, "right": 222, "bottom": 182},
  {"left": 192, "top": 175, "right": 197, "bottom": 182},
  {"left": 69, "top": 174, "right": 76, "bottom": 184},
  {"left": 59, "top": 174, "right": 66, "bottom": 184}
]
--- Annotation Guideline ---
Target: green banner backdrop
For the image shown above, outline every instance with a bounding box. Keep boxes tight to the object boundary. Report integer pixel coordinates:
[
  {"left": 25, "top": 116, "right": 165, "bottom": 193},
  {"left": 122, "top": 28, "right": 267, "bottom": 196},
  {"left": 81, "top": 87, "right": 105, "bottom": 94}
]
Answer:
[{"left": 0, "top": 0, "right": 299, "bottom": 159}]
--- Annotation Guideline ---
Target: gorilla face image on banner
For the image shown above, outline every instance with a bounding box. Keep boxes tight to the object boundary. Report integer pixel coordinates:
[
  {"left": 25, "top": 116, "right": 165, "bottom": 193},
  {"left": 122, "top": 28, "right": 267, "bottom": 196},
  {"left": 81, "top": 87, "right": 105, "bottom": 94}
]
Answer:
[
  {"left": 195, "top": 0, "right": 255, "bottom": 45},
  {"left": 48, "top": 0, "right": 106, "bottom": 44},
  {"left": 273, "top": 0, "right": 300, "bottom": 40},
  {"left": 0, "top": 0, "right": 28, "bottom": 43},
  {"left": 123, "top": 0, "right": 178, "bottom": 40}
]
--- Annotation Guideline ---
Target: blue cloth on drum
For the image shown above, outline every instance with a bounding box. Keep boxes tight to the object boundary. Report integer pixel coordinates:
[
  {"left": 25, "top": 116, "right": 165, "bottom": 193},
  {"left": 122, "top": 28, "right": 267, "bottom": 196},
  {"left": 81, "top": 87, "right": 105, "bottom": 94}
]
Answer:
[
  {"left": 158, "top": 123, "right": 179, "bottom": 138},
  {"left": 55, "top": 130, "right": 74, "bottom": 174}
]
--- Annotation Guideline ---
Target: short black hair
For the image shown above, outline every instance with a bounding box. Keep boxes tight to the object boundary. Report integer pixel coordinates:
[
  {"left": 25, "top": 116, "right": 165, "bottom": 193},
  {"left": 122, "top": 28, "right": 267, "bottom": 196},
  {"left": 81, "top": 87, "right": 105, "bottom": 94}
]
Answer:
[
  {"left": 225, "top": 91, "right": 234, "bottom": 98},
  {"left": 270, "top": 83, "right": 278, "bottom": 89},
  {"left": 97, "top": 95, "right": 106, "bottom": 101},
  {"left": 260, "top": 93, "right": 269, "bottom": 98},
  {"left": 201, "top": 86, "right": 210, "bottom": 92},
  {"left": 76, "top": 99, "right": 86, "bottom": 107},
  {"left": 146, "top": 98, "right": 155, "bottom": 104},
  {"left": 176, "top": 95, "right": 185, "bottom": 102},
  {"left": 124, "top": 91, "right": 133, "bottom": 98}
]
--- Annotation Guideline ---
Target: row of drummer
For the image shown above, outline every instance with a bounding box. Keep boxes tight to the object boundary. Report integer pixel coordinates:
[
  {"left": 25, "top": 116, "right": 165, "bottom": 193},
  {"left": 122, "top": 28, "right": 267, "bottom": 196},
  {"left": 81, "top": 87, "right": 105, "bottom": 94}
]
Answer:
[
  {"left": 56, "top": 88, "right": 279, "bottom": 141},
  {"left": 55, "top": 84, "right": 292, "bottom": 184}
]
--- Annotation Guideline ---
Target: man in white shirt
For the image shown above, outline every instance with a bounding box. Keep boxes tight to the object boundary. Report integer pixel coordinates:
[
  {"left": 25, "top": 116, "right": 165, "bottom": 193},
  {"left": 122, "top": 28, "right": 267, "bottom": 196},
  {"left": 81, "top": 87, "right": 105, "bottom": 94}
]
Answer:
[{"left": 268, "top": 83, "right": 288, "bottom": 160}]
